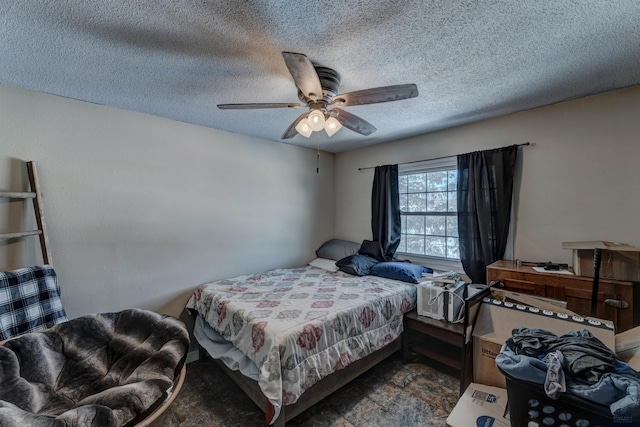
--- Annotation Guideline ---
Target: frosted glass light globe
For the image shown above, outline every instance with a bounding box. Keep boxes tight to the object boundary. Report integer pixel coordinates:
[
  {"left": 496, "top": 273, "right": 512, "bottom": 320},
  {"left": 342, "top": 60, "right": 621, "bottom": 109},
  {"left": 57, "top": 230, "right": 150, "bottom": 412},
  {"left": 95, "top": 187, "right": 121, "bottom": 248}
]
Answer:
[
  {"left": 295, "top": 118, "right": 312, "bottom": 137},
  {"left": 307, "top": 109, "right": 326, "bottom": 131},
  {"left": 324, "top": 116, "right": 342, "bottom": 137}
]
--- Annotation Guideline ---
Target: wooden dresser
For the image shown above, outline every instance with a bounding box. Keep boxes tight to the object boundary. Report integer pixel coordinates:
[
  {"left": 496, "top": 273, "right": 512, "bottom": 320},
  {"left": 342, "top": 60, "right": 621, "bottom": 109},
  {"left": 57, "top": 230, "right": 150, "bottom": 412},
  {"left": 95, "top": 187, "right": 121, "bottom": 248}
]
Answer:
[{"left": 486, "top": 260, "right": 638, "bottom": 332}]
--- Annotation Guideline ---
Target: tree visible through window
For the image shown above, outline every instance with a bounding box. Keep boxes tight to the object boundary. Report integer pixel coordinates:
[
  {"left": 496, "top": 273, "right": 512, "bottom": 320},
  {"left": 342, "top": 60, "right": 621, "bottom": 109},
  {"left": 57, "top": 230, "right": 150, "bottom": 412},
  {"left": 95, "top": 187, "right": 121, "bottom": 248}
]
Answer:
[{"left": 398, "top": 158, "right": 460, "bottom": 260}]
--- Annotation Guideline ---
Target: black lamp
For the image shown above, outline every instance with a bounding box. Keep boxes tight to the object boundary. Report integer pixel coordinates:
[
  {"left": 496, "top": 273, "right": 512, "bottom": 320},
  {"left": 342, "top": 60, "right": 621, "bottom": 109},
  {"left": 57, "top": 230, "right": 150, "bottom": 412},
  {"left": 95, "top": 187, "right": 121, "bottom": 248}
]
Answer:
[{"left": 590, "top": 248, "right": 602, "bottom": 317}]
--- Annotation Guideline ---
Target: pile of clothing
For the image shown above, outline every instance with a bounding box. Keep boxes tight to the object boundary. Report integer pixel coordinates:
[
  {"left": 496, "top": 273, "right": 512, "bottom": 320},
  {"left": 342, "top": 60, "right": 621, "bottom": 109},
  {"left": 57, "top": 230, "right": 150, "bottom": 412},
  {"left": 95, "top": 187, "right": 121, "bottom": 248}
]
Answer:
[{"left": 496, "top": 327, "right": 640, "bottom": 417}]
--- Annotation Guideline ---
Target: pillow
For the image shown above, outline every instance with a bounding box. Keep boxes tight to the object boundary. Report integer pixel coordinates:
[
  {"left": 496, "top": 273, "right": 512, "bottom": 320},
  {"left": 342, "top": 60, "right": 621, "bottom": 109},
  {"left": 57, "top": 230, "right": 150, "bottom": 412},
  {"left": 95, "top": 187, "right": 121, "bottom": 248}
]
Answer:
[
  {"left": 336, "top": 255, "right": 379, "bottom": 276},
  {"left": 315, "top": 239, "right": 361, "bottom": 261},
  {"left": 358, "top": 240, "right": 384, "bottom": 261},
  {"left": 0, "top": 265, "right": 68, "bottom": 340},
  {"left": 308, "top": 257, "right": 339, "bottom": 272},
  {"left": 370, "top": 262, "right": 433, "bottom": 284}
]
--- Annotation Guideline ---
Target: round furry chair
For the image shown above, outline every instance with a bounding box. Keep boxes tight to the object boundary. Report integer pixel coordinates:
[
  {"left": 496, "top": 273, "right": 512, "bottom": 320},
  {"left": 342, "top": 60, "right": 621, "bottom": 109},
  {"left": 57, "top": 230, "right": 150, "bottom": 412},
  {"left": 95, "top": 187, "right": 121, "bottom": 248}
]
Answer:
[{"left": 0, "top": 308, "right": 189, "bottom": 426}]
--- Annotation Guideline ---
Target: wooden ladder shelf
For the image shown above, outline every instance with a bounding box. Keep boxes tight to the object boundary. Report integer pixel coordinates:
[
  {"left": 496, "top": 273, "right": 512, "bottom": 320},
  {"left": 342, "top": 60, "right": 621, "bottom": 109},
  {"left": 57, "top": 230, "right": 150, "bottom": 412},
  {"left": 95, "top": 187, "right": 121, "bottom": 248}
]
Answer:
[{"left": 0, "top": 161, "right": 52, "bottom": 264}]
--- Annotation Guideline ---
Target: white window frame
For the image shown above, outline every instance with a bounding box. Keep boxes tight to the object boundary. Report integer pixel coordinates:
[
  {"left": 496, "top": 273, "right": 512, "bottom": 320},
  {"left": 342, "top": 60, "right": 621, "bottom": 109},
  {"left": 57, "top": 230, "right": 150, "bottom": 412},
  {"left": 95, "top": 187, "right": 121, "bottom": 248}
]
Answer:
[{"left": 397, "top": 156, "right": 464, "bottom": 273}]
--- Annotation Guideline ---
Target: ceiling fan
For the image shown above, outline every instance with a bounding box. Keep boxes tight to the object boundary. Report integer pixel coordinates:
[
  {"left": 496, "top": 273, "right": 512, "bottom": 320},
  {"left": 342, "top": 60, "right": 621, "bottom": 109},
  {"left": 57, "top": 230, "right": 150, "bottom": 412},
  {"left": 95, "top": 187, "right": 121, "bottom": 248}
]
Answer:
[{"left": 217, "top": 52, "right": 418, "bottom": 139}]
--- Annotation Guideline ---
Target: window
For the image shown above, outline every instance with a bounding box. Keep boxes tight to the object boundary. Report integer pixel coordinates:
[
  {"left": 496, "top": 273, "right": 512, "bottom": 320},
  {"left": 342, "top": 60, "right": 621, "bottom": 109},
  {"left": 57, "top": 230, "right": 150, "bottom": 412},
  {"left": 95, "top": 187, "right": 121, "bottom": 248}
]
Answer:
[{"left": 397, "top": 157, "right": 460, "bottom": 260}]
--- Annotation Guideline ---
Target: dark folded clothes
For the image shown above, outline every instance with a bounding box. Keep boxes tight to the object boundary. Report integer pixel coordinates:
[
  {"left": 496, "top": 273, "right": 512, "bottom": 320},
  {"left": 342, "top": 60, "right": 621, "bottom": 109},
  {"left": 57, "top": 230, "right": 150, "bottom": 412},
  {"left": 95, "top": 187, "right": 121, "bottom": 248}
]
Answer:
[{"left": 507, "top": 327, "right": 616, "bottom": 382}]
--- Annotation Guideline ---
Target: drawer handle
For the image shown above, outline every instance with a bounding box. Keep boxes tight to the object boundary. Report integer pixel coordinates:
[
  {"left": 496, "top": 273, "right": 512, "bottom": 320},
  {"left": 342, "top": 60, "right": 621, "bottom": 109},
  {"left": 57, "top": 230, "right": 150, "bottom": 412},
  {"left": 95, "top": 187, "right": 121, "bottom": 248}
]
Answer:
[{"left": 604, "top": 299, "right": 629, "bottom": 309}]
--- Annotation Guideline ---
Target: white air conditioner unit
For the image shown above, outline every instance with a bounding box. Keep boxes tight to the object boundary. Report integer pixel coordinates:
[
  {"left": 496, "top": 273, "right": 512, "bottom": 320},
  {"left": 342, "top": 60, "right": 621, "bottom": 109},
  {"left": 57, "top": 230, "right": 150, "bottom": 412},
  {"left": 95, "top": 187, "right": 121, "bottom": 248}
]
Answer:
[
  {"left": 417, "top": 281, "right": 447, "bottom": 320},
  {"left": 418, "top": 282, "right": 488, "bottom": 322},
  {"left": 446, "top": 281, "right": 466, "bottom": 322}
]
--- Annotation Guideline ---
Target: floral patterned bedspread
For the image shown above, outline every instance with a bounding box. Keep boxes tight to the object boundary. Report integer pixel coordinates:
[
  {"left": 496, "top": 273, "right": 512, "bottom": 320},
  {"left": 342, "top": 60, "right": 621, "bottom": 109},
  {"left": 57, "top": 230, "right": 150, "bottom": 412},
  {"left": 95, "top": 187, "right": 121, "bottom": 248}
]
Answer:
[{"left": 186, "top": 265, "right": 416, "bottom": 423}]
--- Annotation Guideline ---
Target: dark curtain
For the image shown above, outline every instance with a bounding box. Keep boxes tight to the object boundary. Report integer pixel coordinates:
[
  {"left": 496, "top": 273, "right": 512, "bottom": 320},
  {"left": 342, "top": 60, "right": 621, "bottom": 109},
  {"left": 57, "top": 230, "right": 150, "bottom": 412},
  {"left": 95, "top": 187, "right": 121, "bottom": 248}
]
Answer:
[
  {"left": 457, "top": 146, "right": 518, "bottom": 283},
  {"left": 372, "top": 165, "right": 401, "bottom": 261}
]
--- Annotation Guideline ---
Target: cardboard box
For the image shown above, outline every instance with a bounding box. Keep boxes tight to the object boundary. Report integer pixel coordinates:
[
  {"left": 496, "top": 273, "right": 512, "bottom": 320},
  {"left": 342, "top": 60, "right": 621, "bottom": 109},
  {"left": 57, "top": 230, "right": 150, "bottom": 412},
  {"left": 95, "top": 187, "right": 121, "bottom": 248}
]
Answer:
[
  {"left": 472, "top": 298, "right": 615, "bottom": 389},
  {"left": 446, "top": 382, "right": 510, "bottom": 427},
  {"left": 562, "top": 241, "right": 640, "bottom": 282},
  {"left": 616, "top": 325, "right": 640, "bottom": 372}
]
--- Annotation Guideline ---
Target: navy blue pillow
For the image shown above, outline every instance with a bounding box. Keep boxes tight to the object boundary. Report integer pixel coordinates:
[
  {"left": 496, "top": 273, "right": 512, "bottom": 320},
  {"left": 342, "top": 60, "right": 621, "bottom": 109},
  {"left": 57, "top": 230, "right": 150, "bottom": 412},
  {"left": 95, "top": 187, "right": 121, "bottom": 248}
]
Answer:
[
  {"left": 358, "top": 240, "right": 385, "bottom": 261},
  {"left": 336, "top": 255, "right": 379, "bottom": 276},
  {"left": 370, "top": 262, "right": 433, "bottom": 284}
]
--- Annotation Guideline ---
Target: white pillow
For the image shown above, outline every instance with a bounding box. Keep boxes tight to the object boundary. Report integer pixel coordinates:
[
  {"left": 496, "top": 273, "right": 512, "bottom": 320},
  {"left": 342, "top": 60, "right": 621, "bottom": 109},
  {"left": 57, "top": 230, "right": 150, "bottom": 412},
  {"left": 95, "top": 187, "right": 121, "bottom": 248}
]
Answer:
[{"left": 308, "top": 257, "right": 339, "bottom": 272}]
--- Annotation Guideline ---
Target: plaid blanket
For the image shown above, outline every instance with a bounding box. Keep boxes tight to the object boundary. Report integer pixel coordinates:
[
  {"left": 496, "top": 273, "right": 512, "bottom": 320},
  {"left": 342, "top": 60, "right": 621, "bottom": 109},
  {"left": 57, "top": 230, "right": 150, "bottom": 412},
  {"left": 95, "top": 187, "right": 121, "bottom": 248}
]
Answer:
[{"left": 0, "top": 265, "right": 68, "bottom": 340}]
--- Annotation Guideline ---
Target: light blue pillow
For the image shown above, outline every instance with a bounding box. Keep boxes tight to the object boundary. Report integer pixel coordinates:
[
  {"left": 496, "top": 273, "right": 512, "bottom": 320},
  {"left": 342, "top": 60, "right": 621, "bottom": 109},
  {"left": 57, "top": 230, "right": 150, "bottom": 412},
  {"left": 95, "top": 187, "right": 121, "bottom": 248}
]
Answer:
[{"left": 370, "top": 262, "right": 433, "bottom": 284}]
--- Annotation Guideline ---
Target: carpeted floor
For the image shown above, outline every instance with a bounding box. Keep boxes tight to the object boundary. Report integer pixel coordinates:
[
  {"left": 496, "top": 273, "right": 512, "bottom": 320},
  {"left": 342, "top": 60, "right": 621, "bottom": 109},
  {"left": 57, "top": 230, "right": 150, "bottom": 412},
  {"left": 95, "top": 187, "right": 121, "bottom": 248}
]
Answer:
[{"left": 152, "top": 353, "right": 459, "bottom": 426}]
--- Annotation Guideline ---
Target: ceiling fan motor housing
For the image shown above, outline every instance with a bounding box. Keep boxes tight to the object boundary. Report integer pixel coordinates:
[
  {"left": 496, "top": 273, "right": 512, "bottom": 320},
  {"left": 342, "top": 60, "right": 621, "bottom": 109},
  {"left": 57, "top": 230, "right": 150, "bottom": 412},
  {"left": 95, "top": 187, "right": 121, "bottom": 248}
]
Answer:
[{"left": 298, "top": 65, "right": 341, "bottom": 105}]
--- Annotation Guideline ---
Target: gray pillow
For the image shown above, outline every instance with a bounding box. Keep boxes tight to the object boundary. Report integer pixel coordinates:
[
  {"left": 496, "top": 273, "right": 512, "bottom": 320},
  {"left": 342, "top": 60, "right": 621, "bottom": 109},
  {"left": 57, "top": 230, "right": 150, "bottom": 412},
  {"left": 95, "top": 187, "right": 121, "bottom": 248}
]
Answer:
[{"left": 315, "top": 239, "right": 361, "bottom": 261}]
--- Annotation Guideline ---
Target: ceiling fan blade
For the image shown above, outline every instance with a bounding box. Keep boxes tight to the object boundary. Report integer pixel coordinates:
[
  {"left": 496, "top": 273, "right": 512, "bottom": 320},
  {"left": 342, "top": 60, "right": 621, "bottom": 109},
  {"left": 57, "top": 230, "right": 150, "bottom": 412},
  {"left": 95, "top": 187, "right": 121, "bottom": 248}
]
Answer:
[
  {"left": 330, "top": 84, "right": 418, "bottom": 106},
  {"left": 281, "top": 113, "right": 309, "bottom": 139},
  {"left": 332, "top": 108, "right": 377, "bottom": 136},
  {"left": 218, "top": 103, "right": 304, "bottom": 109},
  {"left": 282, "top": 52, "right": 323, "bottom": 101}
]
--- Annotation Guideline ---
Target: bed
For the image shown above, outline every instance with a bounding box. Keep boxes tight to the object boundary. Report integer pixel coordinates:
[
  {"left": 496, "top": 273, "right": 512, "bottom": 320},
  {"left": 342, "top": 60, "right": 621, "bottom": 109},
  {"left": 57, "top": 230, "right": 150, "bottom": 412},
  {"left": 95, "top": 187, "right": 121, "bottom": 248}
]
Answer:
[{"left": 186, "top": 245, "right": 425, "bottom": 426}]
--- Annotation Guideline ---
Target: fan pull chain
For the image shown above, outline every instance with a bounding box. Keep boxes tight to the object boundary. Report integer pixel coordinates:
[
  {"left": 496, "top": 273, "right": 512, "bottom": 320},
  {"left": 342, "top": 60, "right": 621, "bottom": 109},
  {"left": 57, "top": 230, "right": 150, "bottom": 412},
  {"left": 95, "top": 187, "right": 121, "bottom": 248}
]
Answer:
[{"left": 316, "top": 133, "right": 320, "bottom": 174}]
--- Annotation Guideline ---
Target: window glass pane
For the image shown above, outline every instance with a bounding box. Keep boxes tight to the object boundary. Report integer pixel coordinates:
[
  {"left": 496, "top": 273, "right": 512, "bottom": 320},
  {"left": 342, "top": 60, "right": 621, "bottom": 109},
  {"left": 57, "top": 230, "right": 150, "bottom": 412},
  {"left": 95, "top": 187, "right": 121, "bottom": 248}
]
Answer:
[
  {"left": 407, "top": 173, "right": 426, "bottom": 192},
  {"left": 447, "top": 237, "right": 459, "bottom": 259},
  {"left": 427, "top": 171, "right": 447, "bottom": 191},
  {"left": 427, "top": 192, "right": 447, "bottom": 212},
  {"left": 406, "top": 216, "right": 425, "bottom": 234},
  {"left": 425, "top": 216, "right": 446, "bottom": 236},
  {"left": 448, "top": 170, "right": 457, "bottom": 191},
  {"left": 398, "top": 234, "right": 407, "bottom": 253},
  {"left": 407, "top": 193, "right": 426, "bottom": 212},
  {"left": 399, "top": 174, "right": 408, "bottom": 194},
  {"left": 398, "top": 160, "right": 459, "bottom": 260},
  {"left": 446, "top": 216, "right": 458, "bottom": 237},
  {"left": 406, "top": 235, "right": 425, "bottom": 254},
  {"left": 400, "top": 194, "right": 408, "bottom": 212},
  {"left": 448, "top": 191, "right": 457, "bottom": 212},
  {"left": 424, "top": 236, "right": 446, "bottom": 257}
]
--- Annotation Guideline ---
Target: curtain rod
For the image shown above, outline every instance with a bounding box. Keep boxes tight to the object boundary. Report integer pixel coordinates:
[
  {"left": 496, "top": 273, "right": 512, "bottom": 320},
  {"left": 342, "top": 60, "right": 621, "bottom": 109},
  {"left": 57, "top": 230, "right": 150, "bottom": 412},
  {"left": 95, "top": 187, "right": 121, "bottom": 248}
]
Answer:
[{"left": 358, "top": 142, "right": 531, "bottom": 171}]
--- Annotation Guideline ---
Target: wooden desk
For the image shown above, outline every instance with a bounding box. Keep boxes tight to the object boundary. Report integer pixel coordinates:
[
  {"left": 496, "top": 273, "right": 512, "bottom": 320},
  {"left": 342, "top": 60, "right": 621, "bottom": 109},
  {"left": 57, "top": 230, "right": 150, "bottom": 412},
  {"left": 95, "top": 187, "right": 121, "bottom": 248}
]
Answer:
[{"left": 487, "top": 260, "right": 638, "bottom": 332}]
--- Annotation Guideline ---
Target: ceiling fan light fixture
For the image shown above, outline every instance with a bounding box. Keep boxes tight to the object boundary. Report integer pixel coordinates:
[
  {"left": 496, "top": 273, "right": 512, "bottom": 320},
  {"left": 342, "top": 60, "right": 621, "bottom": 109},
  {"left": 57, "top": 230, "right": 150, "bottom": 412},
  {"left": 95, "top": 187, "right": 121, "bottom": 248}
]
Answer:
[
  {"left": 295, "top": 118, "right": 312, "bottom": 137},
  {"left": 324, "top": 116, "right": 342, "bottom": 137},
  {"left": 221, "top": 52, "right": 418, "bottom": 140},
  {"left": 307, "top": 109, "right": 325, "bottom": 131}
]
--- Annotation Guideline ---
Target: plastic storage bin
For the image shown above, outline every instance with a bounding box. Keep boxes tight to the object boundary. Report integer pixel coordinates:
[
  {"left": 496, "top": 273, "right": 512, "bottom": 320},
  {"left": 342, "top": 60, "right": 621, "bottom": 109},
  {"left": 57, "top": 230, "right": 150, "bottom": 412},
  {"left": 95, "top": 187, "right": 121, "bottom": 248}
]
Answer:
[{"left": 499, "top": 368, "right": 635, "bottom": 426}]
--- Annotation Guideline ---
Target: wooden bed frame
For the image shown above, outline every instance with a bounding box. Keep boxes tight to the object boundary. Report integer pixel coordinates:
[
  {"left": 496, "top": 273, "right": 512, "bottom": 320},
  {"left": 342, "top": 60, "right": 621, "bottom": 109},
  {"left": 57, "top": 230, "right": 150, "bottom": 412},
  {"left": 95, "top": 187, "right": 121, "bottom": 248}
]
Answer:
[{"left": 200, "top": 337, "right": 402, "bottom": 426}]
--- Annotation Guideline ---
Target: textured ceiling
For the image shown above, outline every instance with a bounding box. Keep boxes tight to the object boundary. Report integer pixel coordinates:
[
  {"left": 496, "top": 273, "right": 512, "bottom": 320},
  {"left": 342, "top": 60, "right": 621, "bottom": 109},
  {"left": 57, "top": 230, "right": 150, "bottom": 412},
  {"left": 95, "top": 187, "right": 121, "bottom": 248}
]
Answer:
[{"left": 1, "top": 1, "right": 639, "bottom": 153}]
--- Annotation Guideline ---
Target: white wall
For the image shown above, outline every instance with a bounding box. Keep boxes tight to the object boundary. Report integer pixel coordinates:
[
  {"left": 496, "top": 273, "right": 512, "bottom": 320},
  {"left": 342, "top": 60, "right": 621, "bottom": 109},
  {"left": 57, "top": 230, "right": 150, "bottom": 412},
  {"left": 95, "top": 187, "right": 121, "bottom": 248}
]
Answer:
[
  {"left": 3, "top": 82, "right": 638, "bottom": 318},
  {"left": 0, "top": 84, "right": 335, "bottom": 319},
  {"left": 335, "top": 86, "right": 640, "bottom": 269}
]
